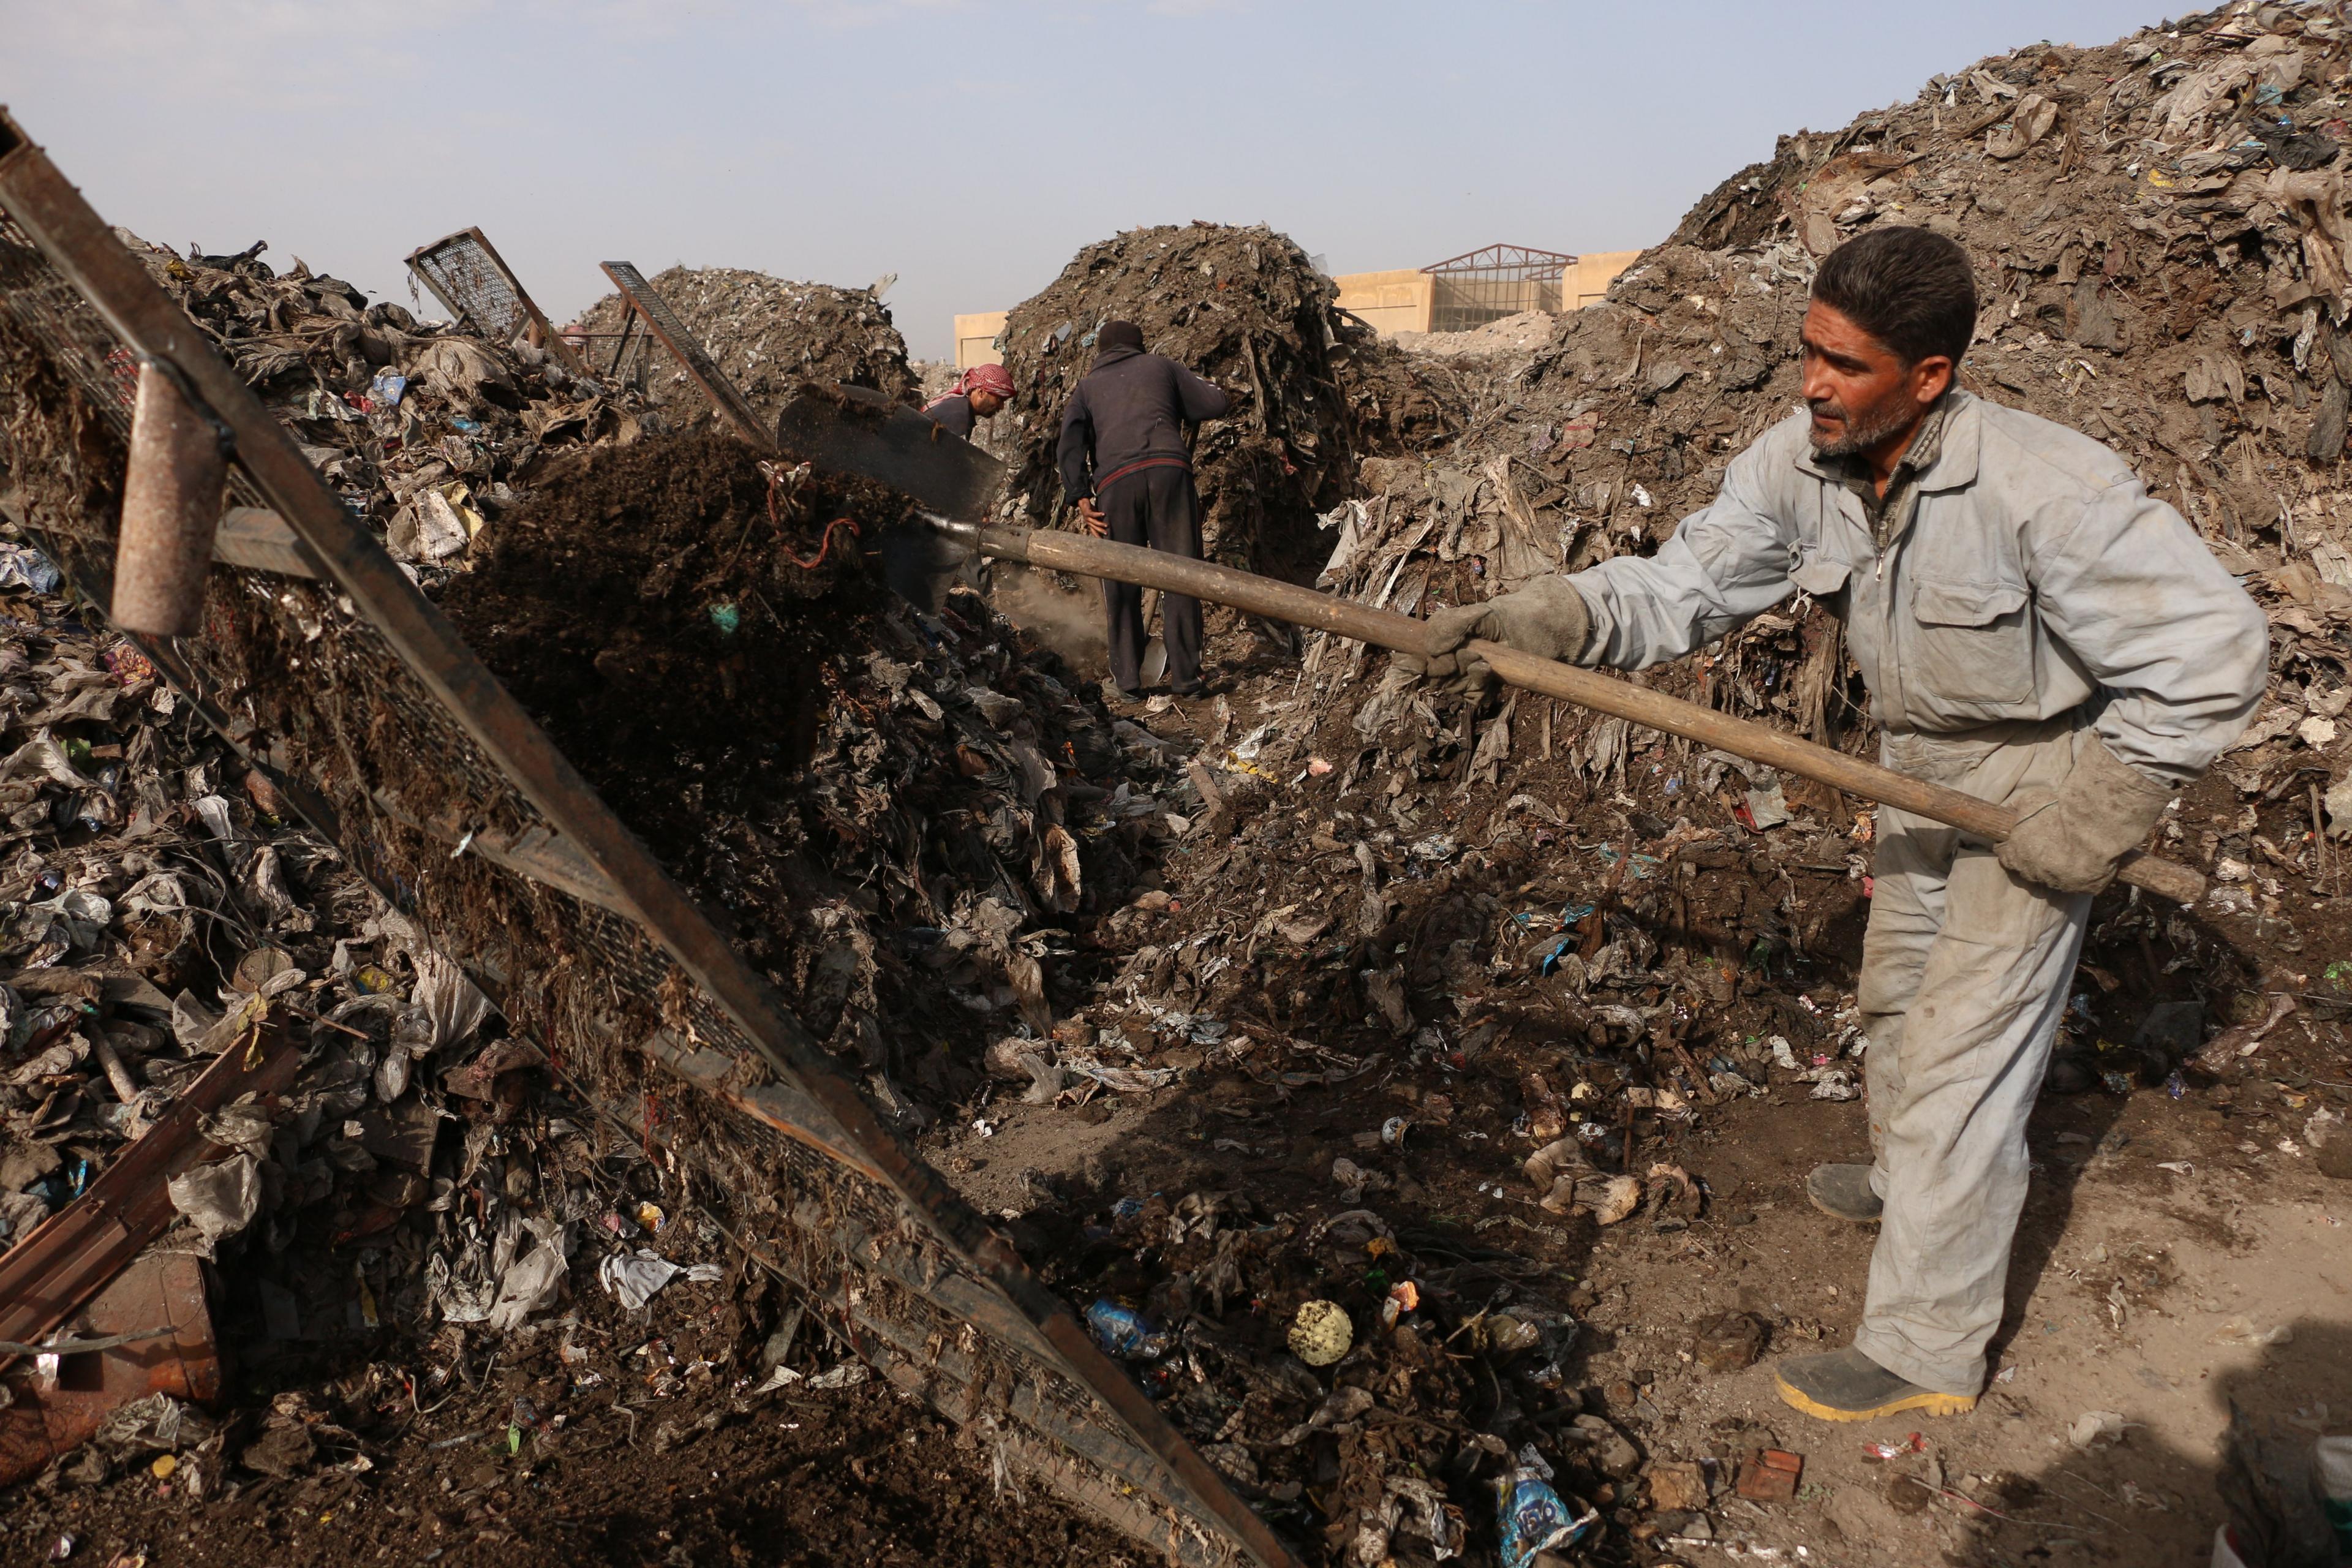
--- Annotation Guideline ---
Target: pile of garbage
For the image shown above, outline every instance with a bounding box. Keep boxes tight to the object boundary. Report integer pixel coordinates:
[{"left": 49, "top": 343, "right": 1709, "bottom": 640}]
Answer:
[
  {"left": 113, "top": 235, "right": 666, "bottom": 573},
  {"left": 437, "top": 429, "right": 1182, "bottom": 1119},
  {"left": 990, "top": 222, "right": 1461, "bottom": 575},
  {"left": 571, "top": 265, "right": 917, "bottom": 420},
  {"left": 0, "top": 589, "right": 508, "bottom": 1384},
  {"left": 1324, "top": 1, "right": 2352, "bottom": 821}
]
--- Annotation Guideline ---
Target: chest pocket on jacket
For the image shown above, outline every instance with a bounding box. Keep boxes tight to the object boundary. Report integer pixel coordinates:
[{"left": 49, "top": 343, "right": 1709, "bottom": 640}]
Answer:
[
  {"left": 1790, "top": 555, "right": 1851, "bottom": 605},
  {"left": 1909, "top": 579, "right": 2035, "bottom": 706}
]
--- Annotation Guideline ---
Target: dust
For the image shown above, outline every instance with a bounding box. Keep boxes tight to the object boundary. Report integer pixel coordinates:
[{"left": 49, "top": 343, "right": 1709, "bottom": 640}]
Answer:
[{"left": 988, "top": 561, "right": 1107, "bottom": 676}]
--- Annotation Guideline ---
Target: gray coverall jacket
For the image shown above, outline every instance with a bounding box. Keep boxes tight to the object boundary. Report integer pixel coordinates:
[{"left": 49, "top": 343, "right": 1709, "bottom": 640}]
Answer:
[{"left": 1565, "top": 390, "right": 2267, "bottom": 1393}]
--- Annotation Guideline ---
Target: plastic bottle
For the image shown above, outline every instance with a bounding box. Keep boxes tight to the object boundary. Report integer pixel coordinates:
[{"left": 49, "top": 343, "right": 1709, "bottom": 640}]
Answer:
[{"left": 2316, "top": 1435, "right": 2352, "bottom": 1555}]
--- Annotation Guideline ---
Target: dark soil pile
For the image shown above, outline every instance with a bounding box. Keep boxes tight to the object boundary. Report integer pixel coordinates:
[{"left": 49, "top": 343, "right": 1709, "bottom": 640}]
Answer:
[
  {"left": 573, "top": 266, "right": 916, "bottom": 420},
  {"left": 438, "top": 430, "right": 1176, "bottom": 1114},
  {"left": 435, "top": 428, "right": 884, "bottom": 829},
  {"left": 2, "top": 1372, "right": 1129, "bottom": 1568},
  {"left": 991, "top": 223, "right": 1461, "bottom": 578}
]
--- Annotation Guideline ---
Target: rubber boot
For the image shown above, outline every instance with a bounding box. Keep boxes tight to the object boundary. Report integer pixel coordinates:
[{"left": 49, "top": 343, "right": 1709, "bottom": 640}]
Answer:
[
  {"left": 1773, "top": 1346, "right": 1977, "bottom": 1422},
  {"left": 1804, "top": 1163, "right": 1883, "bottom": 1223}
]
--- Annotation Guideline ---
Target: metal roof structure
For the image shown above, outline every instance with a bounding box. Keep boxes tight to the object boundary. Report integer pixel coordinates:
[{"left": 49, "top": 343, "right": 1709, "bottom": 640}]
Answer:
[{"left": 1421, "top": 242, "right": 1577, "bottom": 277}]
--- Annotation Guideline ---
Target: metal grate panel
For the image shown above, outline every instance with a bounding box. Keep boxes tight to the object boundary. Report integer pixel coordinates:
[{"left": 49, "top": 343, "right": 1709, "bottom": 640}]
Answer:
[{"left": 404, "top": 227, "right": 587, "bottom": 375}]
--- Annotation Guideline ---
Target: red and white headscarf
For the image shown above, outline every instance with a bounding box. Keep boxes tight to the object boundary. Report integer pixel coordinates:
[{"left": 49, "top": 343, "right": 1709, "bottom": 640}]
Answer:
[{"left": 950, "top": 362, "right": 1014, "bottom": 401}]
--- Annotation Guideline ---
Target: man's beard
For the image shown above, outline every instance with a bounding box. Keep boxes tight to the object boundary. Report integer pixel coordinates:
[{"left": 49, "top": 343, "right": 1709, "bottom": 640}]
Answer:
[{"left": 1807, "top": 394, "right": 1916, "bottom": 459}]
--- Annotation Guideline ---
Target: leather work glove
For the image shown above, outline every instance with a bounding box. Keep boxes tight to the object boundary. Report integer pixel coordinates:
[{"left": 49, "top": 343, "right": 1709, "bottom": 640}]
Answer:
[
  {"left": 1994, "top": 737, "right": 2174, "bottom": 894},
  {"left": 1393, "top": 575, "right": 1596, "bottom": 694}
]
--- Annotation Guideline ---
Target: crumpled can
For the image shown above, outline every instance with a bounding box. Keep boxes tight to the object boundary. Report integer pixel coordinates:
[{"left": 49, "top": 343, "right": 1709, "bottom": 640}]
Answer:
[
  {"left": 1085, "top": 1298, "right": 1172, "bottom": 1360},
  {"left": 1496, "top": 1467, "right": 1598, "bottom": 1568}
]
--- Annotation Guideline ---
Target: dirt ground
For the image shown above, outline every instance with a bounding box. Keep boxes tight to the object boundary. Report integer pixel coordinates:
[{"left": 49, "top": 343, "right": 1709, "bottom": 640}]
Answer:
[{"left": 1, "top": 1372, "right": 1127, "bottom": 1568}]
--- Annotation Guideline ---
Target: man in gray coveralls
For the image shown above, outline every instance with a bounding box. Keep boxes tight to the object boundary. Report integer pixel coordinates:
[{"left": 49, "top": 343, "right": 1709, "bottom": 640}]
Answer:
[{"left": 1403, "top": 227, "right": 2267, "bottom": 1420}]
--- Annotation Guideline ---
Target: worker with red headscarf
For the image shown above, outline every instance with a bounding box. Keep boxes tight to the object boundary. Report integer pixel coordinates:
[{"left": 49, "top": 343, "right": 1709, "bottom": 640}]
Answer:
[{"left": 923, "top": 362, "right": 1014, "bottom": 440}]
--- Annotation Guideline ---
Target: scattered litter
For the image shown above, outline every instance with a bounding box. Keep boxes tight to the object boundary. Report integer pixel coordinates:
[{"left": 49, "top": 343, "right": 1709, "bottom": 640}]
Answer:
[
  {"left": 1086, "top": 1299, "right": 1174, "bottom": 1360},
  {"left": 1496, "top": 1463, "right": 1598, "bottom": 1568},
  {"left": 2068, "top": 1411, "right": 2130, "bottom": 1450}
]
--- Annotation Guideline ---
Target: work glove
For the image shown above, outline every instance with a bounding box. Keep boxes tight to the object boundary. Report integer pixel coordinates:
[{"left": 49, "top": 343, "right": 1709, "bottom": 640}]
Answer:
[
  {"left": 1393, "top": 575, "right": 1596, "bottom": 694},
  {"left": 1994, "top": 736, "right": 2173, "bottom": 894}
]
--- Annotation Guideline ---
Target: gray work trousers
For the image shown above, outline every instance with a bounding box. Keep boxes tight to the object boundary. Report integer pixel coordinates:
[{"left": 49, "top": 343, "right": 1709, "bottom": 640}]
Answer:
[{"left": 1852, "top": 720, "right": 2092, "bottom": 1396}]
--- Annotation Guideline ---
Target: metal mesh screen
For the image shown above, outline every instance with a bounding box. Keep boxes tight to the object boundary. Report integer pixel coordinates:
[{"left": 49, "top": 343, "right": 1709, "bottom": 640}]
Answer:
[
  {"left": 597, "top": 262, "right": 772, "bottom": 445},
  {"left": 0, "top": 201, "right": 1250, "bottom": 1568},
  {"left": 406, "top": 229, "right": 529, "bottom": 341}
]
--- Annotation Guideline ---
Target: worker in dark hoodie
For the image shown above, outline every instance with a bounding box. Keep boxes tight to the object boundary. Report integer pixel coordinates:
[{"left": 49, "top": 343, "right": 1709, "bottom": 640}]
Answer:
[{"left": 1056, "top": 320, "right": 1231, "bottom": 698}]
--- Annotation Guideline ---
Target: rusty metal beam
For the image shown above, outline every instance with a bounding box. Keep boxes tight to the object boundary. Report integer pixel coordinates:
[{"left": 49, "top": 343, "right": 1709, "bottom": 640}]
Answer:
[
  {"left": 0, "top": 1253, "right": 217, "bottom": 1487},
  {"left": 597, "top": 262, "right": 776, "bottom": 451}
]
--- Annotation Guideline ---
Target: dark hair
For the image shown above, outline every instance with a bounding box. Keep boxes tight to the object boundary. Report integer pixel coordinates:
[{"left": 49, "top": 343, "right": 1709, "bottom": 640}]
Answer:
[
  {"left": 1812, "top": 227, "right": 1977, "bottom": 366},
  {"left": 1098, "top": 320, "right": 1145, "bottom": 352}
]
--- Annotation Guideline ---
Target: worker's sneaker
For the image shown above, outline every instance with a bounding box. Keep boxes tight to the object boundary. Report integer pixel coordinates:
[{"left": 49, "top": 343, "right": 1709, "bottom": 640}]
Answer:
[
  {"left": 1773, "top": 1347, "right": 1977, "bottom": 1422},
  {"left": 1804, "top": 1163, "right": 1883, "bottom": 1223}
]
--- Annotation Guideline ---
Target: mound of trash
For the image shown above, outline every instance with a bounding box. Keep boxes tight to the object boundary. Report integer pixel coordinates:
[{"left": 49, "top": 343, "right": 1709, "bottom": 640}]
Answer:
[
  {"left": 571, "top": 265, "right": 916, "bottom": 419},
  {"left": 111, "top": 235, "right": 663, "bottom": 571},
  {"left": 990, "top": 222, "right": 1460, "bottom": 576},
  {"left": 1332, "top": 3, "right": 2352, "bottom": 804}
]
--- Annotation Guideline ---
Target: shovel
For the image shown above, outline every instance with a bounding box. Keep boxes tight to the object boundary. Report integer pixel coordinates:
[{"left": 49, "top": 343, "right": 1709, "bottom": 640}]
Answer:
[{"left": 771, "top": 390, "right": 2207, "bottom": 904}]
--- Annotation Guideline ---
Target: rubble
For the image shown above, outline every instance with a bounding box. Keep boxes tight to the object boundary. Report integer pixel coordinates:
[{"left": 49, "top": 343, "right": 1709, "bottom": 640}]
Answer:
[
  {"left": 117, "top": 233, "right": 669, "bottom": 572},
  {"left": 894, "top": 12, "right": 2352, "bottom": 1562},
  {"left": 571, "top": 265, "right": 916, "bottom": 420},
  {"left": 990, "top": 222, "right": 1463, "bottom": 573}
]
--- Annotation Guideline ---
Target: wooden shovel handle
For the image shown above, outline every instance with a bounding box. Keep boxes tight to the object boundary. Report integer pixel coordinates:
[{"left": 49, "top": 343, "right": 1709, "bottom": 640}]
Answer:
[{"left": 957, "top": 522, "right": 2206, "bottom": 904}]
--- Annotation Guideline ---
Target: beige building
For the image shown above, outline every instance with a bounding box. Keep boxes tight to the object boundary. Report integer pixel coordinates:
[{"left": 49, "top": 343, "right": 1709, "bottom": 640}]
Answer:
[
  {"left": 1330, "top": 268, "right": 1437, "bottom": 336},
  {"left": 953, "top": 248, "right": 1644, "bottom": 360},
  {"left": 954, "top": 310, "right": 1009, "bottom": 373},
  {"left": 1332, "top": 249, "right": 1645, "bottom": 336},
  {"left": 1564, "top": 249, "right": 1644, "bottom": 310}
]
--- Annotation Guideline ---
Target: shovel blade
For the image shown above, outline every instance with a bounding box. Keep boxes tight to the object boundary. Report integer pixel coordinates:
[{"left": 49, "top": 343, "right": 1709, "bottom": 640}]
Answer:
[{"left": 774, "top": 383, "right": 1003, "bottom": 521}]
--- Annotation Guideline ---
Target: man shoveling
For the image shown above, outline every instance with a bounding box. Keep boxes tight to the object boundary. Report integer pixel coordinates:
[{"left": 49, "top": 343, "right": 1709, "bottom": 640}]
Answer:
[{"left": 1401, "top": 227, "right": 2266, "bottom": 1420}]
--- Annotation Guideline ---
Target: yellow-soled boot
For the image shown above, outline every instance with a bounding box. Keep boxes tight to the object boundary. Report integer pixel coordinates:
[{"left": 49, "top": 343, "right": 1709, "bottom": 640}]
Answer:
[{"left": 1773, "top": 1347, "right": 1977, "bottom": 1422}]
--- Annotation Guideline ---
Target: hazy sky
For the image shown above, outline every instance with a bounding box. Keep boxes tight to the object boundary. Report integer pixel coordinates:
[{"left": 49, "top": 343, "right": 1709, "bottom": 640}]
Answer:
[{"left": 8, "top": 0, "right": 2174, "bottom": 360}]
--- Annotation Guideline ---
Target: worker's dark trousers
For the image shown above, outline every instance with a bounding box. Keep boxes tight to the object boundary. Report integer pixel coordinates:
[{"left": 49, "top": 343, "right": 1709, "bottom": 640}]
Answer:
[{"left": 1098, "top": 464, "right": 1204, "bottom": 693}]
